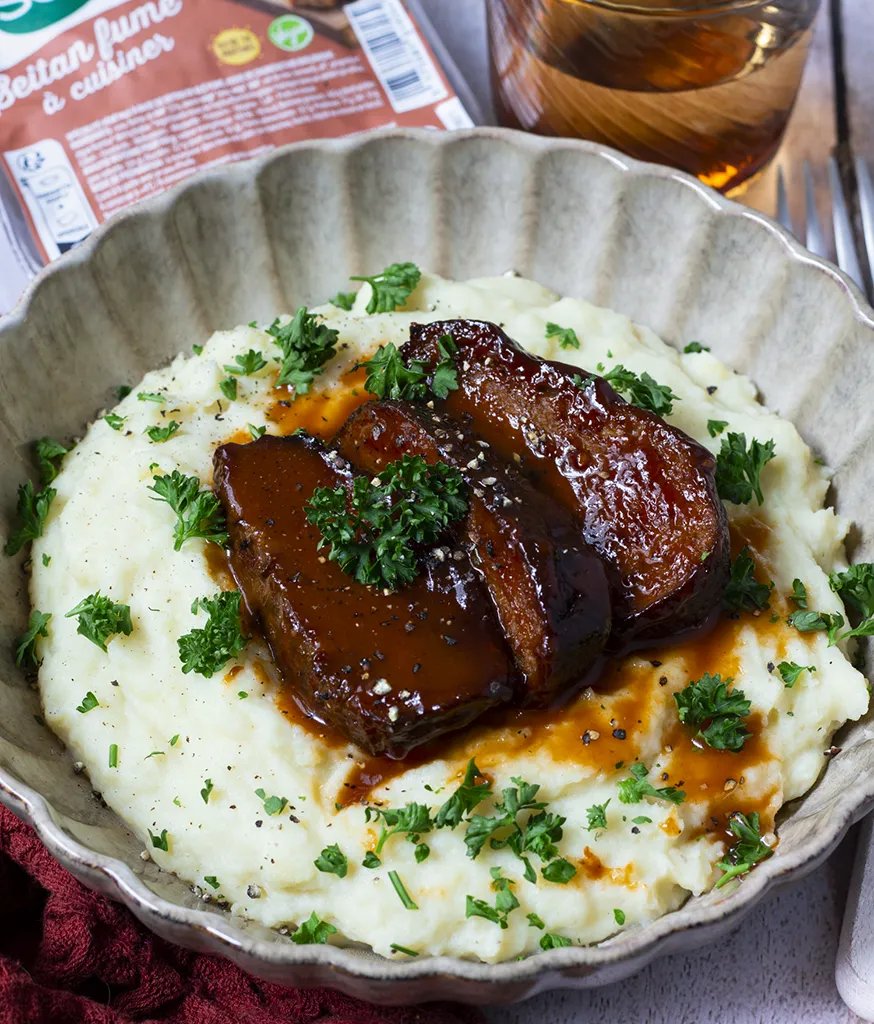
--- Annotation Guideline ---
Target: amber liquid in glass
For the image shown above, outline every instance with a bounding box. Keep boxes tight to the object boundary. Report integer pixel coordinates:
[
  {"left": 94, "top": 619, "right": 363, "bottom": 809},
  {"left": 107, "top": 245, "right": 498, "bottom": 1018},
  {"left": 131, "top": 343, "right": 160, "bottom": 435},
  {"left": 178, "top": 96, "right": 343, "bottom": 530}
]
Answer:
[{"left": 487, "top": 0, "right": 820, "bottom": 193}]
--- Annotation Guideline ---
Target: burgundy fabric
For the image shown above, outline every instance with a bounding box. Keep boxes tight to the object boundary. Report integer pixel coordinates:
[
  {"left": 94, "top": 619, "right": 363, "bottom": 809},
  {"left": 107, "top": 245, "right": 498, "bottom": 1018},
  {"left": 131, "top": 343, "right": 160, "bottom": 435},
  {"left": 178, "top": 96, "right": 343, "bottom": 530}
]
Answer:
[{"left": 0, "top": 805, "right": 484, "bottom": 1024}]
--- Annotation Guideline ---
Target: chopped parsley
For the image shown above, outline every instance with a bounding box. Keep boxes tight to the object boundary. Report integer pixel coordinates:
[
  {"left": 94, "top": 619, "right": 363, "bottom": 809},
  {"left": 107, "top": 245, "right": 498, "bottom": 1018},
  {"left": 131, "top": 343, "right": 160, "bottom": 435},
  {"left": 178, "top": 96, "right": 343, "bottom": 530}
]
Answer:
[
  {"left": 247, "top": 424, "right": 267, "bottom": 441},
  {"left": 585, "top": 800, "right": 610, "bottom": 831},
  {"left": 362, "top": 851, "right": 381, "bottom": 869},
  {"left": 414, "top": 842, "right": 430, "bottom": 863},
  {"left": 674, "top": 673, "right": 750, "bottom": 752},
  {"left": 267, "top": 307, "right": 339, "bottom": 394},
  {"left": 618, "top": 763, "right": 685, "bottom": 805},
  {"left": 790, "top": 578, "right": 808, "bottom": 608},
  {"left": 465, "top": 868, "right": 519, "bottom": 929},
  {"left": 15, "top": 609, "right": 51, "bottom": 670},
  {"left": 829, "top": 564, "right": 874, "bottom": 620},
  {"left": 203, "top": 875, "right": 220, "bottom": 889},
  {"left": 388, "top": 870, "right": 418, "bottom": 910},
  {"left": 149, "top": 828, "right": 169, "bottom": 852},
  {"left": 192, "top": 345, "right": 203, "bottom": 356},
  {"left": 715, "top": 432, "right": 776, "bottom": 506},
  {"left": 601, "top": 365, "right": 678, "bottom": 417},
  {"left": 305, "top": 455, "right": 467, "bottom": 591},
  {"left": 149, "top": 471, "right": 228, "bottom": 550},
  {"left": 723, "top": 548, "right": 773, "bottom": 612},
  {"left": 41, "top": 553, "right": 50, "bottom": 567},
  {"left": 76, "top": 691, "right": 100, "bottom": 714},
  {"left": 144, "top": 421, "right": 180, "bottom": 444},
  {"left": 787, "top": 609, "right": 844, "bottom": 644},
  {"left": 4, "top": 481, "right": 56, "bottom": 555},
  {"left": 200, "top": 779, "right": 214, "bottom": 804},
  {"left": 108, "top": 744, "right": 118, "bottom": 768},
  {"left": 632, "top": 815, "right": 652, "bottom": 825},
  {"left": 104, "top": 413, "right": 126, "bottom": 431},
  {"left": 545, "top": 322, "right": 580, "bottom": 350},
  {"left": 365, "top": 802, "right": 432, "bottom": 855},
  {"left": 715, "top": 811, "right": 772, "bottom": 887},
  {"left": 34, "top": 437, "right": 69, "bottom": 485},
  {"left": 254, "top": 787, "right": 288, "bottom": 816},
  {"left": 170, "top": 734, "right": 180, "bottom": 746},
  {"left": 330, "top": 291, "right": 357, "bottom": 311},
  {"left": 178, "top": 591, "right": 248, "bottom": 677},
  {"left": 350, "top": 262, "right": 421, "bottom": 314},
  {"left": 224, "top": 350, "right": 267, "bottom": 376},
  {"left": 117, "top": 385, "right": 132, "bottom": 400},
  {"left": 137, "top": 391, "right": 164, "bottom": 403},
  {"left": 314, "top": 844, "right": 348, "bottom": 878},
  {"left": 219, "top": 377, "right": 237, "bottom": 401},
  {"left": 434, "top": 758, "right": 491, "bottom": 829},
  {"left": 778, "top": 661, "right": 815, "bottom": 688},
  {"left": 707, "top": 419, "right": 728, "bottom": 438},
  {"left": 389, "top": 943, "right": 419, "bottom": 957},
  {"left": 540, "top": 933, "right": 572, "bottom": 950},
  {"left": 683, "top": 341, "right": 709, "bottom": 354},
  {"left": 527, "top": 912, "right": 545, "bottom": 929},
  {"left": 359, "top": 334, "right": 457, "bottom": 401},
  {"left": 613, "top": 908, "right": 626, "bottom": 925},
  {"left": 463, "top": 777, "right": 576, "bottom": 885},
  {"left": 291, "top": 912, "right": 337, "bottom": 945},
  {"left": 66, "top": 593, "right": 132, "bottom": 651}
]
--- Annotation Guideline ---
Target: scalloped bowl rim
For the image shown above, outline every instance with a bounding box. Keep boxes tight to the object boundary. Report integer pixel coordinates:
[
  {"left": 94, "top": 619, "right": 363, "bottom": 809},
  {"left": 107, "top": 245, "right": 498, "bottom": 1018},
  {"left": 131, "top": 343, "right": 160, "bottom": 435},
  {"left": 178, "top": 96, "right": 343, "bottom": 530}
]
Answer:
[{"left": 2, "top": 127, "right": 874, "bottom": 989}]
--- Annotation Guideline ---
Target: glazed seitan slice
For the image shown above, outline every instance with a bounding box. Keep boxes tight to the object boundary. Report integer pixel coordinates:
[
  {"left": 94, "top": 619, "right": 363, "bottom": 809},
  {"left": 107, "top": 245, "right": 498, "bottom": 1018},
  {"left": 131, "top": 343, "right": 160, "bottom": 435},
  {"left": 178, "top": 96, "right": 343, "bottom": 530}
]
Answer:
[
  {"left": 214, "top": 433, "right": 516, "bottom": 758},
  {"left": 402, "top": 319, "right": 730, "bottom": 646},
  {"left": 335, "top": 400, "right": 611, "bottom": 705}
]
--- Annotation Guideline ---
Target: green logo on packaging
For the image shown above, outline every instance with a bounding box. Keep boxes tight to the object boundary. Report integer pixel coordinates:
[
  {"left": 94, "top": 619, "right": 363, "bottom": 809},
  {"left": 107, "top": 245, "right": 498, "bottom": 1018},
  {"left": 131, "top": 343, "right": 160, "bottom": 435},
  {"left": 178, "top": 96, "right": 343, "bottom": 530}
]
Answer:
[
  {"left": 267, "top": 15, "right": 314, "bottom": 53},
  {"left": 0, "top": 0, "right": 92, "bottom": 35}
]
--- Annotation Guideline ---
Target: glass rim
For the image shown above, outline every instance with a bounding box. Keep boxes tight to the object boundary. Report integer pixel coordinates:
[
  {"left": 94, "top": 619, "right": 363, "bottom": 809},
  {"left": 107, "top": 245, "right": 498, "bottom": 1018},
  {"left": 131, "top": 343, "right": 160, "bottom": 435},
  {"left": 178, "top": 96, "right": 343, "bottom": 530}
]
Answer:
[{"left": 565, "top": 0, "right": 812, "bottom": 11}]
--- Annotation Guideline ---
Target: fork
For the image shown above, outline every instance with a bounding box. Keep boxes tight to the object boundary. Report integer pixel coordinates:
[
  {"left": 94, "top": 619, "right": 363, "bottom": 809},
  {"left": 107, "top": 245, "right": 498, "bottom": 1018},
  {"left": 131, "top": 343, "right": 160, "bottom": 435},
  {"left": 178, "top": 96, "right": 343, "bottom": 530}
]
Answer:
[{"left": 775, "top": 157, "right": 867, "bottom": 289}]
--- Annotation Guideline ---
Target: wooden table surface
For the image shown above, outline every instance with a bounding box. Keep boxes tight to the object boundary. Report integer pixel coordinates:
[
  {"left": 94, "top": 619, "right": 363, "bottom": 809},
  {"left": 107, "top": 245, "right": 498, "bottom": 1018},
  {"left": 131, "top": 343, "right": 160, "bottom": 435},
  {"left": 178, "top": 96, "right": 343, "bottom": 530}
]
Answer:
[{"left": 416, "top": 0, "right": 874, "bottom": 1020}]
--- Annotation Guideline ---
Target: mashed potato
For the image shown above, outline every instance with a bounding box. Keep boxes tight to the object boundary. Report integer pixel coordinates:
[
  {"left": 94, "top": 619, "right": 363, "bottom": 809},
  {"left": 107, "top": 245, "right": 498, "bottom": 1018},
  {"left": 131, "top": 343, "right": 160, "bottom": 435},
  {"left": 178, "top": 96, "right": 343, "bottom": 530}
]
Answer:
[{"left": 29, "top": 273, "right": 869, "bottom": 961}]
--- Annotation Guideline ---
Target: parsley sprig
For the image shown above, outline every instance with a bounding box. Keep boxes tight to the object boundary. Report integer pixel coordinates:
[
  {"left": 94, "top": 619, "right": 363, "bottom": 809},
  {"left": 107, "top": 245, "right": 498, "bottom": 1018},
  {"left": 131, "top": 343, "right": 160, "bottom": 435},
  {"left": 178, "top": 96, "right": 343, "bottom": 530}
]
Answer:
[
  {"left": 585, "top": 800, "right": 610, "bottom": 831},
  {"left": 545, "top": 322, "right": 580, "bottom": 350},
  {"left": 267, "top": 308, "right": 339, "bottom": 394},
  {"left": 674, "top": 673, "right": 751, "bottom": 752},
  {"left": 465, "top": 868, "right": 519, "bottom": 929},
  {"left": 602, "top": 365, "right": 678, "bottom": 417},
  {"left": 15, "top": 609, "right": 51, "bottom": 670},
  {"left": 778, "top": 661, "right": 815, "bottom": 688},
  {"left": 463, "top": 778, "right": 576, "bottom": 885},
  {"left": 305, "top": 455, "right": 467, "bottom": 591},
  {"left": 291, "top": 912, "right": 337, "bottom": 945},
  {"left": 4, "top": 481, "right": 56, "bottom": 555},
  {"left": 148, "top": 471, "right": 228, "bottom": 550},
  {"left": 178, "top": 591, "right": 248, "bottom": 677},
  {"left": 34, "top": 437, "right": 69, "bottom": 485},
  {"left": 224, "top": 350, "right": 267, "bottom": 376},
  {"left": 723, "top": 548, "right": 773, "bottom": 613},
  {"left": 618, "top": 763, "right": 685, "bottom": 805},
  {"left": 315, "top": 844, "right": 348, "bottom": 877},
  {"left": 434, "top": 759, "right": 491, "bottom": 829},
  {"left": 715, "top": 811, "right": 772, "bottom": 887},
  {"left": 715, "top": 432, "right": 776, "bottom": 506},
  {"left": 829, "top": 564, "right": 874, "bottom": 620},
  {"left": 145, "top": 421, "right": 180, "bottom": 444},
  {"left": 358, "top": 334, "right": 458, "bottom": 402},
  {"left": 366, "top": 802, "right": 433, "bottom": 856},
  {"left": 66, "top": 593, "right": 132, "bottom": 651},
  {"left": 350, "top": 262, "right": 421, "bottom": 314}
]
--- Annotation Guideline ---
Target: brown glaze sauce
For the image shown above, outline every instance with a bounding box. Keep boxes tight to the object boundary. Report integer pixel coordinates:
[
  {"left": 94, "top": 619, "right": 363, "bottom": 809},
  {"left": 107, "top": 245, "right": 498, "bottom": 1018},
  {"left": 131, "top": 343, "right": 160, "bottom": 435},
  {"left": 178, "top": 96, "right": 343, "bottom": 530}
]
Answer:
[{"left": 211, "top": 368, "right": 796, "bottom": 867}]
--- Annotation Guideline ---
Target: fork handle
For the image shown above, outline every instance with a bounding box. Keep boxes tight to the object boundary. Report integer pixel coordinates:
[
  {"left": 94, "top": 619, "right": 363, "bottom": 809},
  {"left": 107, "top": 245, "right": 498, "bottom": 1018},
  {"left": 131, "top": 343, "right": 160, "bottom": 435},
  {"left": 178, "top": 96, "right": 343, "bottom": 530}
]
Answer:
[{"left": 837, "top": 814, "right": 874, "bottom": 1020}]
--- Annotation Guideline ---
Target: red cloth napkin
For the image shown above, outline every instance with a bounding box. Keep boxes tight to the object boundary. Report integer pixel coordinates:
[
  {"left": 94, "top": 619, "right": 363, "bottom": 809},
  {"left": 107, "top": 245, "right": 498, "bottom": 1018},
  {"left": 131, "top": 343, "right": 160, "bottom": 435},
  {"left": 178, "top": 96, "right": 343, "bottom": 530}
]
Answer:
[{"left": 0, "top": 805, "right": 485, "bottom": 1024}]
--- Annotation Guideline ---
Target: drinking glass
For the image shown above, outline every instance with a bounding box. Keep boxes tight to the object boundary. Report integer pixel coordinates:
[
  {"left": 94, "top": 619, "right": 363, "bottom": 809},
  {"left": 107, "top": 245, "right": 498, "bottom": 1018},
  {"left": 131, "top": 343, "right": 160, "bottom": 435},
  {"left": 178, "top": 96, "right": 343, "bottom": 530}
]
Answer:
[{"left": 486, "top": 0, "right": 821, "bottom": 194}]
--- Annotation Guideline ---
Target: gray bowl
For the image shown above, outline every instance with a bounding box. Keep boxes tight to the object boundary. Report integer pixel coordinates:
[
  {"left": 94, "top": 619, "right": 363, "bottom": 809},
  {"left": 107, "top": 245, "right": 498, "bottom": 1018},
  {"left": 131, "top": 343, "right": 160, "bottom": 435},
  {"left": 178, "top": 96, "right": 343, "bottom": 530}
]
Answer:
[{"left": 2, "top": 128, "right": 874, "bottom": 1005}]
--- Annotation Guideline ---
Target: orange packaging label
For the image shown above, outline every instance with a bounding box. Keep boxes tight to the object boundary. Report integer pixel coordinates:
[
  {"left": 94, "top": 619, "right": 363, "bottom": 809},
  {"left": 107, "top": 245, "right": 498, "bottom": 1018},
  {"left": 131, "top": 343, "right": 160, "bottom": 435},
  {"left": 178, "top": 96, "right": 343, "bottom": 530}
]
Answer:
[{"left": 0, "top": 0, "right": 471, "bottom": 262}]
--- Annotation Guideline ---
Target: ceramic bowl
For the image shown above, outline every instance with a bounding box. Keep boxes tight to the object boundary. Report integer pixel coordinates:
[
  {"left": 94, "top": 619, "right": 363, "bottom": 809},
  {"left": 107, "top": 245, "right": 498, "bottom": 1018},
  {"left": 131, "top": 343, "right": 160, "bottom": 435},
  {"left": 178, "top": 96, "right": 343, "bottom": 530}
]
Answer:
[{"left": 2, "top": 128, "right": 874, "bottom": 1005}]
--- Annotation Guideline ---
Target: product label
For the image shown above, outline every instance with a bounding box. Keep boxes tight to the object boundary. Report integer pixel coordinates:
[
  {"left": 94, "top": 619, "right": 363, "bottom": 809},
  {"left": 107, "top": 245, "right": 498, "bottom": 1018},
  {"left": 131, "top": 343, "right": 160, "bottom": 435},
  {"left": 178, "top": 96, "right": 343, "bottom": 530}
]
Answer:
[{"left": 0, "top": 0, "right": 469, "bottom": 265}]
